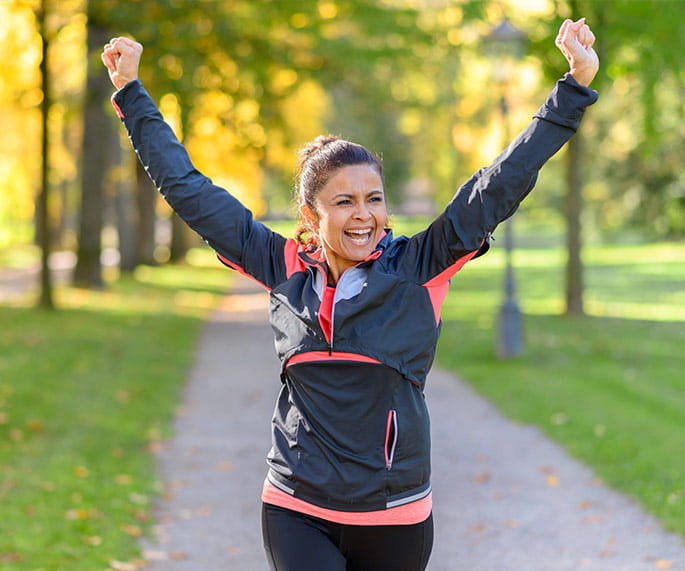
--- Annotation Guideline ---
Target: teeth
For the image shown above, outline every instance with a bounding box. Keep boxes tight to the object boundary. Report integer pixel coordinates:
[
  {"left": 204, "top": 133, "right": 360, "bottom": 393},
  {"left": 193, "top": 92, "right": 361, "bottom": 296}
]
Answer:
[{"left": 346, "top": 229, "right": 371, "bottom": 235}]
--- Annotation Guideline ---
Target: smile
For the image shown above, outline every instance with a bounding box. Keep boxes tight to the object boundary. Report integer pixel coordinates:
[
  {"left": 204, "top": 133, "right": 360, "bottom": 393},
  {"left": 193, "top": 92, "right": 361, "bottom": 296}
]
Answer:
[{"left": 344, "top": 228, "right": 373, "bottom": 245}]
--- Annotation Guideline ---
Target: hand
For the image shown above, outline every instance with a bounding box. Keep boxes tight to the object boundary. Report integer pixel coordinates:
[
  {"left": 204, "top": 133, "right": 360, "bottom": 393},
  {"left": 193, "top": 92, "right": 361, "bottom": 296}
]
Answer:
[
  {"left": 555, "top": 18, "right": 599, "bottom": 87},
  {"left": 101, "top": 37, "right": 143, "bottom": 90}
]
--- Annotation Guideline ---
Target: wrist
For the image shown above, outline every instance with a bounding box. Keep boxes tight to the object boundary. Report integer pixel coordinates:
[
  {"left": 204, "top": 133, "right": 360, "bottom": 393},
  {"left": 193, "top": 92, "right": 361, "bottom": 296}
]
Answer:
[{"left": 569, "top": 67, "right": 594, "bottom": 87}]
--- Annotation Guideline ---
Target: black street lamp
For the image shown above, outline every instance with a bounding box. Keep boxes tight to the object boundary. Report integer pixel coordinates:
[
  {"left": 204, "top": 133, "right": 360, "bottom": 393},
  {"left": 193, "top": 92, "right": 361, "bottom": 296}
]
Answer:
[{"left": 484, "top": 19, "right": 527, "bottom": 359}]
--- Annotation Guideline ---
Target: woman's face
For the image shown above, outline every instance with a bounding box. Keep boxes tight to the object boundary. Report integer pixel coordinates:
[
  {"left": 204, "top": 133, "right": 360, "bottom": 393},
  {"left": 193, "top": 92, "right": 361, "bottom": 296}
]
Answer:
[{"left": 303, "top": 163, "right": 387, "bottom": 283}]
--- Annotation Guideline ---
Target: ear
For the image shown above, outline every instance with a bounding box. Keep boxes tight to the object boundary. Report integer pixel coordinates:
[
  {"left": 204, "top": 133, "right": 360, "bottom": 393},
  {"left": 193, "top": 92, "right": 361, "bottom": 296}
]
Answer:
[{"left": 299, "top": 203, "right": 319, "bottom": 230}]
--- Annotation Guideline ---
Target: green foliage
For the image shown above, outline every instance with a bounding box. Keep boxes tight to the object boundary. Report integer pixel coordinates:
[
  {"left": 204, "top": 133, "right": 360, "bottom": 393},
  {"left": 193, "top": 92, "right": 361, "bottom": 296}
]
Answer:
[
  {"left": 531, "top": 0, "right": 685, "bottom": 237},
  {"left": 437, "top": 228, "right": 685, "bottom": 535}
]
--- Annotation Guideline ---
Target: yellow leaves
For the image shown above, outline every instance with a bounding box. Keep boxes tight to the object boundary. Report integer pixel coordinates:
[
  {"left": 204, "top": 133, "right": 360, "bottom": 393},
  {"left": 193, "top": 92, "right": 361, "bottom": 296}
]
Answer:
[
  {"left": 398, "top": 109, "right": 422, "bottom": 137},
  {"left": 270, "top": 69, "right": 298, "bottom": 94},
  {"left": 290, "top": 13, "right": 310, "bottom": 29},
  {"left": 158, "top": 54, "right": 183, "bottom": 81},
  {"left": 318, "top": 1, "right": 338, "bottom": 20}
]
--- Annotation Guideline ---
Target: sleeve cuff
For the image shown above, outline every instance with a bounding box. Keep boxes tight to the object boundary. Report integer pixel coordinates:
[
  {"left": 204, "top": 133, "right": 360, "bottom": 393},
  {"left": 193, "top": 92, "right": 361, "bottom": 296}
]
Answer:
[
  {"left": 533, "top": 73, "right": 599, "bottom": 132},
  {"left": 111, "top": 79, "right": 144, "bottom": 119}
]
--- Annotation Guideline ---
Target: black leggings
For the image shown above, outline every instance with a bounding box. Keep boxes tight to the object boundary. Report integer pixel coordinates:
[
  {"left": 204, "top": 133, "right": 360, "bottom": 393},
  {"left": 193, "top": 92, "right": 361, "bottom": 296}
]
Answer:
[{"left": 261, "top": 503, "right": 434, "bottom": 571}]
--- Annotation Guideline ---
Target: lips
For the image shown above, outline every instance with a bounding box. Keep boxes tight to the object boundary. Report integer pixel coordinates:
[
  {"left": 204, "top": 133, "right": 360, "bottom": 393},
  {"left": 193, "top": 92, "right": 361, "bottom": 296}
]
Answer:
[{"left": 344, "top": 228, "right": 373, "bottom": 245}]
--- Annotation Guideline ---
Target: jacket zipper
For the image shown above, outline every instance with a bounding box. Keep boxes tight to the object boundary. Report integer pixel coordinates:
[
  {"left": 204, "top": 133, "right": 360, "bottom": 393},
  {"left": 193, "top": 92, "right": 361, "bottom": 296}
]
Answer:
[{"left": 385, "top": 410, "right": 398, "bottom": 470}]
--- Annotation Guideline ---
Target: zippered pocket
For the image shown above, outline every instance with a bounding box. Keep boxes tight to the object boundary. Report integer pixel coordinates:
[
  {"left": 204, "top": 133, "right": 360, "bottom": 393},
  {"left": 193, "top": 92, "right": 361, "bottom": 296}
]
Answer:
[{"left": 384, "top": 410, "right": 398, "bottom": 470}]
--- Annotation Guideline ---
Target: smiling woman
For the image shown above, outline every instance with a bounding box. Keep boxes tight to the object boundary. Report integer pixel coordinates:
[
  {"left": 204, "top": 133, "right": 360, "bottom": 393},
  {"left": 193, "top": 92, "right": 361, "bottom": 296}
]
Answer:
[
  {"left": 102, "top": 18, "right": 599, "bottom": 570},
  {"left": 297, "top": 147, "right": 388, "bottom": 284}
]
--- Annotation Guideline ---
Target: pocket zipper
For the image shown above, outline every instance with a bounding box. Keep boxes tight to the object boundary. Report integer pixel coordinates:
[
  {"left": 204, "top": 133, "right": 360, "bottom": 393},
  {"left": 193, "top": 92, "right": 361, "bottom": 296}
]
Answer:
[{"left": 385, "top": 410, "right": 398, "bottom": 470}]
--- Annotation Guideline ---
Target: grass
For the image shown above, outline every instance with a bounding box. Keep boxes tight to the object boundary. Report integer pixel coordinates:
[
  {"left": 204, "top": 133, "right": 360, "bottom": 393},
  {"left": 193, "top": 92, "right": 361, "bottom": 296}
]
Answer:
[
  {"left": 436, "top": 226, "right": 685, "bottom": 536},
  {"left": 0, "top": 253, "right": 231, "bottom": 569}
]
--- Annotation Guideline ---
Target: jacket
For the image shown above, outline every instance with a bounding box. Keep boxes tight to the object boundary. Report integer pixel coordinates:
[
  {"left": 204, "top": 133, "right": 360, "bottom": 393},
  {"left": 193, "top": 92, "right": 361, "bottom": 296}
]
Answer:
[{"left": 112, "top": 74, "right": 598, "bottom": 514}]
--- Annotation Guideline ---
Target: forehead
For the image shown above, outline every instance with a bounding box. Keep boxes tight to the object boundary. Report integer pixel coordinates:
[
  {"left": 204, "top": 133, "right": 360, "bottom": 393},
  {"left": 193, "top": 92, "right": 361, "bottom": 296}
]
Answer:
[{"left": 320, "top": 164, "right": 383, "bottom": 195}]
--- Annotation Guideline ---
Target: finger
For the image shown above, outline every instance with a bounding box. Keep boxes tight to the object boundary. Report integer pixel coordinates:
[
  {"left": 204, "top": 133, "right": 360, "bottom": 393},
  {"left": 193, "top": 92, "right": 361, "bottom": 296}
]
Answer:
[
  {"left": 571, "top": 17, "right": 586, "bottom": 32},
  {"left": 101, "top": 50, "right": 117, "bottom": 71},
  {"left": 556, "top": 19, "right": 572, "bottom": 45}
]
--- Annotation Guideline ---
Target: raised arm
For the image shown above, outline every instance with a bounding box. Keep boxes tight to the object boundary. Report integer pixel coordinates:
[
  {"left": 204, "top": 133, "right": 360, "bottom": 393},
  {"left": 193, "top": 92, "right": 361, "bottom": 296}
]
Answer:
[
  {"left": 399, "top": 19, "right": 600, "bottom": 285},
  {"left": 102, "top": 38, "right": 289, "bottom": 290}
]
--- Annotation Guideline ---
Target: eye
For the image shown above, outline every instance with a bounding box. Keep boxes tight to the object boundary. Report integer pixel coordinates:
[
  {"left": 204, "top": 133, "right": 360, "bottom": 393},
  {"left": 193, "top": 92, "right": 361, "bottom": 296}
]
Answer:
[{"left": 336, "top": 198, "right": 352, "bottom": 206}]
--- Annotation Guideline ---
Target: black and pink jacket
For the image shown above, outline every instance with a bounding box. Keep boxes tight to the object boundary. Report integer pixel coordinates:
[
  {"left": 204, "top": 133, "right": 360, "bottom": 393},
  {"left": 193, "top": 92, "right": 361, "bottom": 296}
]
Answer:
[{"left": 113, "top": 75, "right": 597, "bottom": 515}]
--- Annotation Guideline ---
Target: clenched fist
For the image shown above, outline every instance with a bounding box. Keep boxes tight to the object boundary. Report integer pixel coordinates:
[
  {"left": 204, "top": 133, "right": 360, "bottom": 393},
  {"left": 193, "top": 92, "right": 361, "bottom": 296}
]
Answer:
[
  {"left": 101, "top": 37, "right": 143, "bottom": 90},
  {"left": 555, "top": 18, "right": 599, "bottom": 87}
]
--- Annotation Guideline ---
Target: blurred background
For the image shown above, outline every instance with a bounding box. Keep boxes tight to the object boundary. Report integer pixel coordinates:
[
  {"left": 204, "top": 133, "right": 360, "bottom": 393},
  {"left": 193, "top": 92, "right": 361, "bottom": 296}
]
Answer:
[
  {"left": 1, "top": 0, "right": 684, "bottom": 568},
  {"left": 2, "top": 0, "right": 683, "bottom": 296}
]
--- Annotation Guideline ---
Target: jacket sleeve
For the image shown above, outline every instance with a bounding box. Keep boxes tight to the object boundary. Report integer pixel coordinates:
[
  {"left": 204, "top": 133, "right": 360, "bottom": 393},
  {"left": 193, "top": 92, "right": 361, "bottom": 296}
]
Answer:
[
  {"left": 111, "top": 80, "right": 288, "bottom": 290},
  {"left": 397, "top": 73, "right": 598, "bottom": 286}
]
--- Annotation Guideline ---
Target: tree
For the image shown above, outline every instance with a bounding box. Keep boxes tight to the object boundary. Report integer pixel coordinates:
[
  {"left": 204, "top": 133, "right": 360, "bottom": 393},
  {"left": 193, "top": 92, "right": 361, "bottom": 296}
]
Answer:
[
  {"left": 36, "top": 0, "right": 54, "bottom": 309},
  {"left": 73, "top": 15, "right": 115, "bottom": 288}
]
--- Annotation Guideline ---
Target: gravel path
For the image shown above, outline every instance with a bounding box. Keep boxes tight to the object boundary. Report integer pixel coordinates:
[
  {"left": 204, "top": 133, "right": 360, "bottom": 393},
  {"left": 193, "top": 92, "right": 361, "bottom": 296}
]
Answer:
[{"left": 139, "top": 274, "right": 685, "bottom": 570}]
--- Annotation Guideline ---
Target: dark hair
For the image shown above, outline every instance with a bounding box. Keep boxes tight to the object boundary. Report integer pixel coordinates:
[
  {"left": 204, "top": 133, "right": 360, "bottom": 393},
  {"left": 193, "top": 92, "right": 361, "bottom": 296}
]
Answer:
[{"left": 294, "top": 135, "right": 384, "bottom": 247}]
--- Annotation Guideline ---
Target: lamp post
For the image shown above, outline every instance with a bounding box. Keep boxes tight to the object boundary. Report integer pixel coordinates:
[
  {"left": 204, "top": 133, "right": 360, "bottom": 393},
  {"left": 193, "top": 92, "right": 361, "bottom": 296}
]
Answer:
[{"left": 484, "top": 19, "right": 527, "bottom": 359}]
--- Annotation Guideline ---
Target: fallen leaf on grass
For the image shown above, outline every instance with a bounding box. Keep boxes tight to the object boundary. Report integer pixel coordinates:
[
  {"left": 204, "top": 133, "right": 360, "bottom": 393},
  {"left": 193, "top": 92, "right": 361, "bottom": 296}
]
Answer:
[
  {"left": 83, "top": 535, "right": 102, "bottom": 546},
  {"left": 26, "top": 419, "right": 43, "bottom": 432},
  {"left": 0, "top": 553, "right": 22, "bottom": 563},
  {"left": 120, "top": 523, "right": 142, "bottom": 537},
  {"left": 115, "top": 474, "right": 133, "bottom": 485},
  {"left": 66, "top": 508, "right": 90, "bottom": 520},
  {"left": 73, "top": 465, "right": 89, "bottom": 478}
]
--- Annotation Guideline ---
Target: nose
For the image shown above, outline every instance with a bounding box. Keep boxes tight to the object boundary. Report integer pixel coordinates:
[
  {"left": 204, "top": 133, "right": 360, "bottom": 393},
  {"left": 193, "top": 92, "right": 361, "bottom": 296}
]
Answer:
[{"left": 352, "top": 202, "right": 371, "bottom": 220}]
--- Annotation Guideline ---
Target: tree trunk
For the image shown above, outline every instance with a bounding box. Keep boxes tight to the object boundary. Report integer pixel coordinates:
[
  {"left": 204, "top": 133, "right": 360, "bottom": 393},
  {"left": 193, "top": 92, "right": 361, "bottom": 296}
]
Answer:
[
  {"left": 36, "top": 0, "right": 54, "bottom": 309},
  {"left": 135, "top": 159, "right": 158, "bottom": 265},
  {"left": 113, "top": 137, "right": 138, "bottom": 273},
  {"left": 169, "top": 214, "right": 190, "bottom": 262},
  {"left": 73, "top": 20, "right": 112, "bottom": 288},
  {"left": 565, "top": 133, "right": 584, "bottom": 317}
]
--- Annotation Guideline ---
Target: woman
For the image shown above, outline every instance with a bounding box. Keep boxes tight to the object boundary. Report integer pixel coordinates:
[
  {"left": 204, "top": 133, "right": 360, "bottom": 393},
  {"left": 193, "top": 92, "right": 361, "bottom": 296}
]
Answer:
[{"left": 102, "top": 18, "right": 598, "bottom": 571}]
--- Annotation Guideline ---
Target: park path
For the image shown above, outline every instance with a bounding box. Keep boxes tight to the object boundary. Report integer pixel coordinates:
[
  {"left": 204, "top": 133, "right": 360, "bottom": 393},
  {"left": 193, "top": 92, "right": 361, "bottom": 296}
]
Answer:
[{"left": 137, "top": 272, "right": 685, "bottom": 570}]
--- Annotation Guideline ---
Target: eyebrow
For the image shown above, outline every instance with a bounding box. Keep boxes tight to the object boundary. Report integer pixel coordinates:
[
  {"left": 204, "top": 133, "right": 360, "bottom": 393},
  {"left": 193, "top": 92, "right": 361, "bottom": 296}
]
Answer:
[{"left": 331, "top": 189, "right": 384, "bottom": 200}]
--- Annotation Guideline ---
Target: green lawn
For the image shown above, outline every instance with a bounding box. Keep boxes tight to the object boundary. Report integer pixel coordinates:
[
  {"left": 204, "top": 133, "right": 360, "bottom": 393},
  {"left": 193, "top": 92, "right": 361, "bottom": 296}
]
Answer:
[
  {"left": 0, "top": 256, "right": 230, "bottom": 569},
  {"left": 436, "top": 229, "right": 685, "bottom": 535}
]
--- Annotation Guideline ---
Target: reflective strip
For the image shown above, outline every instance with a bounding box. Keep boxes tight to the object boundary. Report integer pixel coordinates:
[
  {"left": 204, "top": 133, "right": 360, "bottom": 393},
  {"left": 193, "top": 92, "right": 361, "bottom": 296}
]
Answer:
[{"left": 386, "top": 485, "right": 432, "bottom": 509}]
